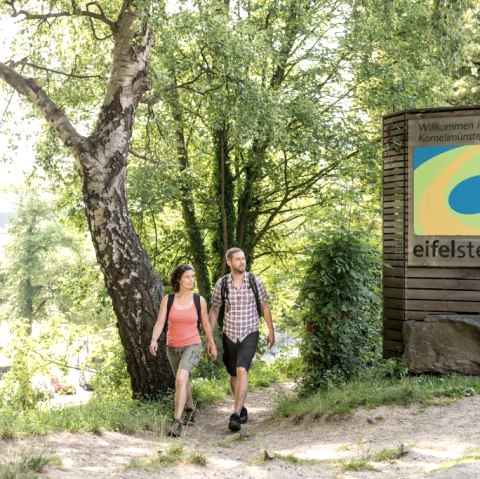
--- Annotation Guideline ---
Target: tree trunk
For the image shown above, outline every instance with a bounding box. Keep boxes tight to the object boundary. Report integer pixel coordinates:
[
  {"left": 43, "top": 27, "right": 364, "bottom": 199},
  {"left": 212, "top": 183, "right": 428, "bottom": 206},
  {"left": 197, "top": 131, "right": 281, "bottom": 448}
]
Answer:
[
  {"left": 0, "top": 2, "right": 175, "bottom": 397},
  {"left": 168, "top": 86, "right": 211, "bottom": 298},
  {"left": 212, "top": 123, "right": 236, "bottom": 281}
]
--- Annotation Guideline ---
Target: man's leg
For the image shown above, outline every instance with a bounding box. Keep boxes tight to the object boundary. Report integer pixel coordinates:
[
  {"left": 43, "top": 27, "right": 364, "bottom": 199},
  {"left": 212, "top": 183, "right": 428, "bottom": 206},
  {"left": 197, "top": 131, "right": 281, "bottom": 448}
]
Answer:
[{"left": 233, "top": 366, "right": 248, "bottom": 414}]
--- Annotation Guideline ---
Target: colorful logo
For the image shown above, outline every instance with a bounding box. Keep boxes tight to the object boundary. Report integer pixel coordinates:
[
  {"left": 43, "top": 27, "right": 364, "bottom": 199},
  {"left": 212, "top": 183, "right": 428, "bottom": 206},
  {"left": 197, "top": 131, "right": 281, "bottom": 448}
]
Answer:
[{"left": 414, "top": 145, "right": 480, "bottom": 235}]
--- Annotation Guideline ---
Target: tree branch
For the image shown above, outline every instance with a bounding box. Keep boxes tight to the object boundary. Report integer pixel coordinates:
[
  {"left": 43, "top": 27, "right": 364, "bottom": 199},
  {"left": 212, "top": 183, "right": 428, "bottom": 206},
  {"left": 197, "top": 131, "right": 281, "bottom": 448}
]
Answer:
[
  {"left": 5, "top": 0, "right": 116, "bottom": 31},
  {"left": 0, "top": 61, "right": 86, "bottom": 151}
]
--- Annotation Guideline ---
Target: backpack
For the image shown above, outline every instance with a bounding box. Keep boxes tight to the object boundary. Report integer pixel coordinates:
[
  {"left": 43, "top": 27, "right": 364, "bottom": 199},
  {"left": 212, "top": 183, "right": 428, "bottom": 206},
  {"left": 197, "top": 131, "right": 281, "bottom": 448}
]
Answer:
[
  {"left": 166, "top": 293, "right": 202, "bottom": 330},
  {"left": 220, "top": 273, "right": 263, "bottom": 318}
]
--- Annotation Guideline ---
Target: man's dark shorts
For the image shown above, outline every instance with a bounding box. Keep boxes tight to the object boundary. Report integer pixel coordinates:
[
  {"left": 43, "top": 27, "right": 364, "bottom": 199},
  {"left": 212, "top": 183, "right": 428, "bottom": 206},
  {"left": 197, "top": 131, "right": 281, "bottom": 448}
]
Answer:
[{"left": 222, "top": 330, "right": 259, "bottom": 377}]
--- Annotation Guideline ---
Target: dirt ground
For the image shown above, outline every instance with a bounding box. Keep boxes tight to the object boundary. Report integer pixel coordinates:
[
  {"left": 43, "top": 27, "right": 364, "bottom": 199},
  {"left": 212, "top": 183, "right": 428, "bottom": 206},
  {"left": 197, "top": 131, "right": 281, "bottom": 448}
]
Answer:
[{"left": 3, "top": 382, "right": 480, "bottom": 479}]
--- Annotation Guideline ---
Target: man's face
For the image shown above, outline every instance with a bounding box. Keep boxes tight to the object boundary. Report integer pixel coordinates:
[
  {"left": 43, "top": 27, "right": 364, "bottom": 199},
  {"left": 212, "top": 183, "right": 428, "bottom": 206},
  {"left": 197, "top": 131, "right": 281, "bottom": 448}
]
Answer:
[{"left": 227, "top": 252, "right": 246, "bottom": 273}]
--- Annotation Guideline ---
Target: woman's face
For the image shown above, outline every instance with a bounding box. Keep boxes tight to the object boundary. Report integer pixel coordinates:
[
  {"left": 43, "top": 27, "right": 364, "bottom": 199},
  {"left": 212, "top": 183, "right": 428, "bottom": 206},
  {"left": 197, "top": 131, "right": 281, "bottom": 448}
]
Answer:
[{"left": 179, "top": 269, "right": 195, "bottom": 290}]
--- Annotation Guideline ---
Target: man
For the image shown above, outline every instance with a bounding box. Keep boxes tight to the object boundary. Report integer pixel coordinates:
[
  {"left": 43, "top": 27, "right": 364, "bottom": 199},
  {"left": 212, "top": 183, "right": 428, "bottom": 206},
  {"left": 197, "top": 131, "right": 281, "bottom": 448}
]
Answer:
[{"left": 207, "top": 247, "right": 275, "bottom": 432}]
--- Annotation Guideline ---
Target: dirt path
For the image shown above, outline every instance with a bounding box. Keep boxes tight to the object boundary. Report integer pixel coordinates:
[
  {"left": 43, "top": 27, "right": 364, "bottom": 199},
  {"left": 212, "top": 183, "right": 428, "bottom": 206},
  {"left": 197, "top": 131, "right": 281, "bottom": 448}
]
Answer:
[{"left": 3, "top": 383, "right": 480, "bottom": 478}]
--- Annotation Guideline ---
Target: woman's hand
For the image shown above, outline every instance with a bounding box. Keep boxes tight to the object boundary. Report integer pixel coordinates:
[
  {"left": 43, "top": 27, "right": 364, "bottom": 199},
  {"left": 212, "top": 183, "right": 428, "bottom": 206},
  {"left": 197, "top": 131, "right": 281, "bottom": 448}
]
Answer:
[{"left": 149, "top": 340, "right": 158, "bottom": 357}]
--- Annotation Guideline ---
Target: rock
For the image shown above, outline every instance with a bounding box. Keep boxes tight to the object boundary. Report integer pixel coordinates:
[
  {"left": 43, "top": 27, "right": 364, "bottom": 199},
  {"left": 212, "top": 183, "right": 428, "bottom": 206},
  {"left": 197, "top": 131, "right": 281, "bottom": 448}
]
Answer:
[
  {"left": 264, "top": 449, "right": 276, "bottom": 460},
  {"left": 367, "top": 417, "right": 376, "bottom": 424},
  {"left": 401, "top": 443, "right": 411, "bottom": 455},
  {"left": 239, "top": 430, "right": 250, "bottom": 440},
  {"left": 403, "top": 314, "right": 480, "bottom": 374}
]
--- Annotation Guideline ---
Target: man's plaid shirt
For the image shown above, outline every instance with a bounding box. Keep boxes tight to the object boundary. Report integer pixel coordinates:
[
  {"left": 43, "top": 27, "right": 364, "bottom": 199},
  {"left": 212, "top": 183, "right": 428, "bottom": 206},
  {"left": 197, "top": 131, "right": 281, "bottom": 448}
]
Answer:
[{"left": 211, "top": 272, "right": 268, "bottom": 343}]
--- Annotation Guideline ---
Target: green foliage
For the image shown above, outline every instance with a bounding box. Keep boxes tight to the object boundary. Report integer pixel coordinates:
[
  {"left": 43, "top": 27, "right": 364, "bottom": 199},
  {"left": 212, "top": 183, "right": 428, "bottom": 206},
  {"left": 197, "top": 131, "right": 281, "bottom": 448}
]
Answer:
[
  {"left": 0, "top": 393, "right": 171, "bottom": 439},
  {"left": 298, "top": 229, "right": 381, "bottom": 392},
  {"left": 272, "top": 369, "right": 480, "bottom": 421},
  {"left": 0, "top": 451, "right": 60, "bottom": 479}
]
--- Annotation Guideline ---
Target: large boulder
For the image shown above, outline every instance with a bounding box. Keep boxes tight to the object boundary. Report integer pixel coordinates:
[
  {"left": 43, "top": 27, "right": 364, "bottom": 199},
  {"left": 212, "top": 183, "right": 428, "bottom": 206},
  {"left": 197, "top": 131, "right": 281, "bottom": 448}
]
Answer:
[{"left": 403, "top": 314, "right": 480, "bottom": 374}]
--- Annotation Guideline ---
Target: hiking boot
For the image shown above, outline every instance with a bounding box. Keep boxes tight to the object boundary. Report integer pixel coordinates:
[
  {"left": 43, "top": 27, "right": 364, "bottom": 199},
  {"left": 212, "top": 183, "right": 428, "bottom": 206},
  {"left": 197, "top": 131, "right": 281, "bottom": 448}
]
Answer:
[
  {"left": 183, "top": 405, "right": 196, "bottom": 426},
  {"left": 167, "top": 419, "right": 183, "bottom": 438},
  {"left": 239, "top": 406, "right": 248, "bottom": 424},
  {"left": 228, "top": 413, "right": 241, "bottom": 432}
]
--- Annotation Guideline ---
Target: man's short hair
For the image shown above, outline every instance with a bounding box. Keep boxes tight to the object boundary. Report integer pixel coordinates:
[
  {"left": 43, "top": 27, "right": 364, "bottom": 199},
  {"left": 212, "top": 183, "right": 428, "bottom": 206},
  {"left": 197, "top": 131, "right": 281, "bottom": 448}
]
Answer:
[{"left": 226, "top": 247, "right": 244, "bottom": 261}]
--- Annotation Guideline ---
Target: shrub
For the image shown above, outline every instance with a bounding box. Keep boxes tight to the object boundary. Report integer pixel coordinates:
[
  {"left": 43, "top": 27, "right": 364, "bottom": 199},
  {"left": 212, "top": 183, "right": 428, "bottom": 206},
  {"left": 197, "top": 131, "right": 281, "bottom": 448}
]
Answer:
[{"left": 298, "top": 228, "right": 381, "bottom": 392}]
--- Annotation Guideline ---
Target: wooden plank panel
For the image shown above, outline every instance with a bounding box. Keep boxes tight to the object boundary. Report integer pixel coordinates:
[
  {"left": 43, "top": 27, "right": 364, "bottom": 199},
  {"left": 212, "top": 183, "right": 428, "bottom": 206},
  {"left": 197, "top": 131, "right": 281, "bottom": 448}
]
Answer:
[
  {"left": 384, "top": 161, "right": 406, "bottom": 170},
  {"left": 383, "top": 339, "right": 403, "bottom": 352},
  {"left": 384, "top": 329, "right": 403, "bottom": 341},
  {"left": 405, "top": 289, "right": 480, "bottom": 301},
  {"left": 383, "top": 266, "right": 405, "bottom": 278},
  {"left": 384, "top": 253, "right": 405, "bottom": 261},
  {"left": 404, "top": 311, "right": 427, "bottom": 320},
  {"left": 405, "top": 278, "right": 480, "bottom": 290},
  {"left": 383, "top": 186, "right": 404, "bottom": 195},
  {"left": 383, "top": 318, "right": 404, "bottom": 331},
  {"left": 404, "top": 300, "right": 480, "bottom": 313},
  {"left": 383, "top": 167, "right": 405, "bottom": 177},
  {"left": 385, "top": 259, "right": 405, "bottom": 267},
  {"left": 383, "top": 349, "right": 402, "bottom": 359},
  {"left": 406, "top": 268, "right": 480, "bottom": 280},
  {"left": 384, "top": 308, "right": 405, "bottom": 320},
  {"left": 384, "top": 298, "right": 405, "bottom": 309},
  {"left": 384, "top": 287, "right": 405, "bottom": 299},
  {"left": 383, "top": 148, "right": 406, "bottom": 157},
  {"left": 383, "top": 181, "right": 406, "bottom": 189},
  {"left": 384, "top": 175, "right": 406, "bottom": 184},
  {"left": 383, "top": 276, "right": 405, "bottom": 287}
]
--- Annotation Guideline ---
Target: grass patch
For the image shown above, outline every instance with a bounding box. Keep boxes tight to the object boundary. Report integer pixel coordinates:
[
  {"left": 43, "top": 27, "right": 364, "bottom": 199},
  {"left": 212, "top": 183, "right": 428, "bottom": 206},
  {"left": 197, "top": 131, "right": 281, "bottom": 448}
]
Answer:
[
  {"left": 275, "top": 453, "right": 318, "bottom": 465},
  {"left": 0, "top": 451, "right": 60, "bottom": 479},
  {"left": 272, "top": 372, "right": 480, "bottom": 421},
  {"left": 372, "top": 445, "right": 404, "bottom": 463},
  {"left": 0, "top": 394, "right": 171, "bottom": 439},
  {"left": 124, "top": 444, "right": 206, "bottom": 470},
  {"left": 339, "top": 457, "right": 376, "bottom": 471},
  {"left": 433, "top": 450, "right": 480, "bottom": 472}
]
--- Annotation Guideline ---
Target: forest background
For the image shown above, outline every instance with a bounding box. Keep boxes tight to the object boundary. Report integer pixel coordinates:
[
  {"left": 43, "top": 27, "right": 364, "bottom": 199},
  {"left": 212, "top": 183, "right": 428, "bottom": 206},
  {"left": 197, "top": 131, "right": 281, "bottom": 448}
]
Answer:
[{"left": 0, "top": 0, "right": 479, "bottom": 415}]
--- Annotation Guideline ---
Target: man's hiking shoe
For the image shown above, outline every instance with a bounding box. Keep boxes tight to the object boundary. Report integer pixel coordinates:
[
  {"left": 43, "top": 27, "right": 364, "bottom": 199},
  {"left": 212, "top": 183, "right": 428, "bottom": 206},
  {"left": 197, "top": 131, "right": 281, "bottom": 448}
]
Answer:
[
  {"left": 167, "top": 419, "right": 183, "bottom": 437},
  {"left": 239, "top": 406, "right": 248, "bottom": 424},
  {"left": 228, "top": 413, "right": 241, "bottom": 432},
  {"left": 183, "top": 406, "right": 196, "bottom": 426}
]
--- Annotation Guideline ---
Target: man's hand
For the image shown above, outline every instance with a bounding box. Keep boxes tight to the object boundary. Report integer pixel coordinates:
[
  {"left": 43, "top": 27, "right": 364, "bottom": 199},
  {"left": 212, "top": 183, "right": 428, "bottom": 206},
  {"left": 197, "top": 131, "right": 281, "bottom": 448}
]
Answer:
[
  {"left": 206, "top": 340, "right": 218, "bottom": 361},
  {"left": 267, "top": 331, "right": 275, "bottom": 348}
]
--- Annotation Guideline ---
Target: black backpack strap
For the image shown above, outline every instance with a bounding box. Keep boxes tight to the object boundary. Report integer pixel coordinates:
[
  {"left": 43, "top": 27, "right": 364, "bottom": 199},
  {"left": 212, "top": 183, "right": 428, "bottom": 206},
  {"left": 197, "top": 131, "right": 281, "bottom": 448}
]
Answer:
[
  {"left": 220, "top": 275, "right": 228, "bottom": 302},
  {"left": 166, "top": 293, "right": 175, "bottom": 323},
  {"left": 248, "top": 273, "right": 263, "bottom": 317},
  {"left": 193, "top": 293, "right": 201, "bottom": 329}
]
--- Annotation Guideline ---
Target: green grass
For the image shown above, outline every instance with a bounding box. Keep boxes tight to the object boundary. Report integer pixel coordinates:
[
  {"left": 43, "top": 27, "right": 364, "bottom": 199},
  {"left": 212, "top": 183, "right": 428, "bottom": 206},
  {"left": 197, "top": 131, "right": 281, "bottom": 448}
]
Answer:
[
  {"left": 124, "top": 444, "right": 206, "bottom": 470},
  {"left": 275, "top": 453, "right": 319, "bottom": 465},
  {"left": 372, "top": 445, "right": 405, "bottom": 463},
  {"left": 272, "top": 372, "right": 480, "bottom": 421},
  {"left": 0, "top": 451, "right": 60, "bottom": 479},
  {"left": 339, "top": 457, "right": 376, "bottom": 471},
  {"left": 432, "top": 449, "right": 480, "bottom": 472},
  {"left": 0, "top": 394, "right": 171, "bottom": 439}
]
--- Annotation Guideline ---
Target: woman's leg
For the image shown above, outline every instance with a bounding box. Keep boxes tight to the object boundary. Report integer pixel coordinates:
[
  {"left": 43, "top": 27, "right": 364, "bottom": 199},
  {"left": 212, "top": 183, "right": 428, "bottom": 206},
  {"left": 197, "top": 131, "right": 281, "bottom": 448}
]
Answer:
[{"left": 174, "top": 368, "right": 190, "bottom": 420}]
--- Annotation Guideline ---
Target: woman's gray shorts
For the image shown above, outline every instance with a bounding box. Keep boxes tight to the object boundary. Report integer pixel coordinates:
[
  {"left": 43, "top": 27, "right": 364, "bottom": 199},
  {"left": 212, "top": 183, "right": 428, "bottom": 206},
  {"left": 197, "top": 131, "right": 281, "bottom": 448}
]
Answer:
[{"left": 167, "top": 343, "right": 202, "bottom": 375}]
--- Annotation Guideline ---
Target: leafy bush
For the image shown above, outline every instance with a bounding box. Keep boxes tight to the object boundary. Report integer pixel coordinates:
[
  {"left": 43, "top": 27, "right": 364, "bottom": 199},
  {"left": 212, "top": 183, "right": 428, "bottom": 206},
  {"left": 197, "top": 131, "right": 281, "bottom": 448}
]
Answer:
[{"left": 298, "top": 228, "right": 381, "bottom": 392}]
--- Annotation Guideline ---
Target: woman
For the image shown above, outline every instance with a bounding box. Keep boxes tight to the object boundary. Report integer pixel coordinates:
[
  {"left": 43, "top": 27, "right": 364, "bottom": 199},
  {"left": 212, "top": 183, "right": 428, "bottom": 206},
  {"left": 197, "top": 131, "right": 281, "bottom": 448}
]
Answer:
[{"left": 149, "top": 264, "right": 217, "bottom": 437}]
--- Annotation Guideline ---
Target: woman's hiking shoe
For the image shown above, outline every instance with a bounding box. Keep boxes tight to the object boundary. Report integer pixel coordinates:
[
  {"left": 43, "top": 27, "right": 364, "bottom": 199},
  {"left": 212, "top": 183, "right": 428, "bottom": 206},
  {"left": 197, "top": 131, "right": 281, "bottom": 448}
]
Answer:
[
  {"left": 167, "top": 419, "right": 183, "bottom": 437},
  {"left": 183, "top": 406, "right": 196, "bottom": 426},
  {"left": 228, "top": 413, "right": 241, "bottom": 432},
  {"left": 239, "top": 407, "right": 248, "bottom": 424}
]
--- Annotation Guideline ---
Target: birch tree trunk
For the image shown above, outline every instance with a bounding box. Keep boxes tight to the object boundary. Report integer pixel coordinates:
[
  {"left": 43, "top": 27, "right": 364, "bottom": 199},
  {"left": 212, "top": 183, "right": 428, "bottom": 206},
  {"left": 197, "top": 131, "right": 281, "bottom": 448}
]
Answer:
[{"left": 0, "top": 1, "right": 174, "bottom": 397}]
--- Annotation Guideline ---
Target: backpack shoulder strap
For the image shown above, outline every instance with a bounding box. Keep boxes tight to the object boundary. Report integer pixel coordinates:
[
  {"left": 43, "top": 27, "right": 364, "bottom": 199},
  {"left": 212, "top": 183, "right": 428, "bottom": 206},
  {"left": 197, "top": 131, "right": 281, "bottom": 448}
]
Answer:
[
  {"left": 193, "top": 293, "right": 201, "bottom": 329},
  {"left": 220, "top": 274, "right": 229, "bottom": 302},
  {"left": 248, "top": 273, "right": 263, "bottom": 317},
  {"left": 166, "top": 293, "right": 175, "bottom": 322}
]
